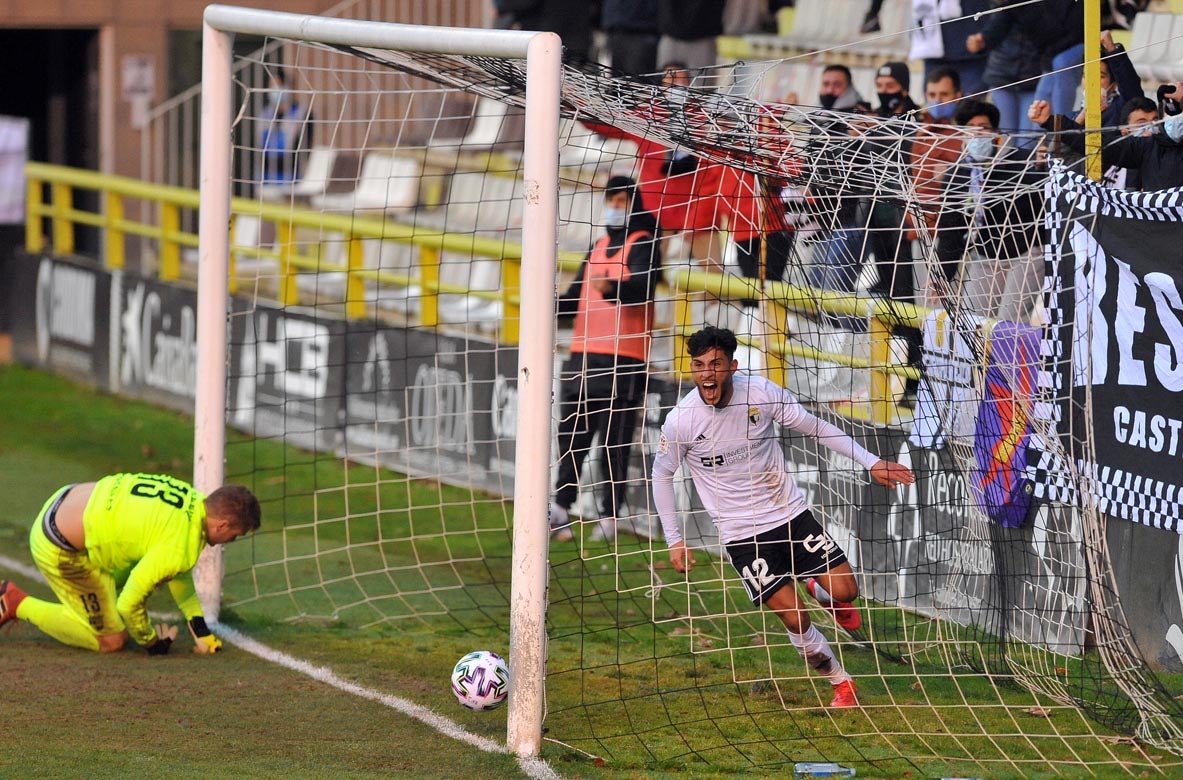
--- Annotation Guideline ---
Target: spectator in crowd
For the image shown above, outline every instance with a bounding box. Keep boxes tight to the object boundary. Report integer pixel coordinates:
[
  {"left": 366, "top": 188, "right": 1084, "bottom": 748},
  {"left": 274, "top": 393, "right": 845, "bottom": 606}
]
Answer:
[
  {"left": 549, "top": 176, "right": 662, "bottom": 543},
  {"left": 965, "top": 1, "right": 1044, "bottom": 142},
  {"left": 862, "top": 0, "right": 887, "bottom": 33},
  {"left": 600, "top": 0, "right": 658, "bottom": 75},
  {"left": 935, "top": 99, "right": 1045, "bottom": 322},
  {"left": 715, "top": 165, "right": 795, "bottom": 307},
  {"left": 868, "top": 60, "right": 923, "bottom": 403},
  {"left": 0, "top": 474, "right": 261, "bottom": 654},
  {"left": 805, "top": 67, "right": 873, "bottom": 330},
  {"left": 1030, "top": 87, "right": 1183, "bottom": 192},
  {"left": 874, "top": 60, "right": 919, "bottom": 119},
  {"left": 657, "top": 0, "right": 725, "bottom": 74},
  {"left": 1030, "top": 0, "right": 1085, "bottom": 122},
  {"left": 1072, "top": 30, "right": 1144, "bottom": 129},
  {"left": 492, "top": 0, "right": 597, "bottom": 61},
  {"left": 910, "top": 67, "right": 970, "bottom": 285},
  {"left": 919, "top": 65, "right": 964, "bottom": 124},
  {"left": 583, "top": 63, "right": 723, "bottom": 266},
  {"left": 909, "top": 0, "right": 989, "bottom": 97},
  {"left": 1101, "top": 97, "right": 1159, "bottom": 191},
  {"left": 651, "top": 325, "right": 916, "bottom": 708},
  {"left": 817, "top": 64, "right": 866, "bottom": 112},
  {"left": 259, "top": 69, "right": 313, "bottom": 184}
]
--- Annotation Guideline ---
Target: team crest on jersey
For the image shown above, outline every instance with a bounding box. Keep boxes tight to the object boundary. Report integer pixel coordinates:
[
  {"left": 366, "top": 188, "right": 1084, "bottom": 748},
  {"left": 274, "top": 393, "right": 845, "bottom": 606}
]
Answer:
[
  {"left": 658, "top": 433, "right": 669, "bottom": 454},
  {"left": 748, "top": 407, "right": 761, "bottom": 425}
]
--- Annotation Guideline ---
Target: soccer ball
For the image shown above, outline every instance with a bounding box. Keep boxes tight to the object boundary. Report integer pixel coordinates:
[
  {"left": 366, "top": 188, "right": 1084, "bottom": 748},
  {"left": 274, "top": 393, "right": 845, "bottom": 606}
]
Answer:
[{"left": 450, "top": 650, "right": 510, "bottom": 711}]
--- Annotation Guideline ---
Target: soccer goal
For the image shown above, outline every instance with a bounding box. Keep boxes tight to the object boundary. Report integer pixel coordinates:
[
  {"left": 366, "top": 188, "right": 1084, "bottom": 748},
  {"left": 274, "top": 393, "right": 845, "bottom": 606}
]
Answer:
[
  {"left": 196, "top": 4, "right": 560, "bottom": 755},
  {"left": 195, "top": 4, "right": 1183, "bottom": 774}
]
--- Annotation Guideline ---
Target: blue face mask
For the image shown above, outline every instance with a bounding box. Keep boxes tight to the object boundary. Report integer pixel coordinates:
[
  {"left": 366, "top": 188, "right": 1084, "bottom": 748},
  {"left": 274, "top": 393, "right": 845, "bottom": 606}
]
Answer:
[
  {"left": 602, "top": 207, "right": 628, "bottom": 229},
  {"left": 966, "top": 134, "right": 997, "bottom": 162},
  {"left": 928, "top": 101, "right": 956, "bottom": 121}
]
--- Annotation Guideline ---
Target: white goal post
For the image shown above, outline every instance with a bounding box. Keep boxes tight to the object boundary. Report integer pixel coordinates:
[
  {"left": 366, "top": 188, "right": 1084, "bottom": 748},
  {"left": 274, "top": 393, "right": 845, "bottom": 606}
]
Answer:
[{"left": 195, "top": 4, "right": 561, "bottom": 757}]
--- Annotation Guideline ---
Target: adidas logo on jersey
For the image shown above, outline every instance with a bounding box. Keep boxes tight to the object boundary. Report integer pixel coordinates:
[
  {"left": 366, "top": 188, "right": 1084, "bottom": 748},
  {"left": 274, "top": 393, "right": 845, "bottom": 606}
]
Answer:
[{"left": 694, "top": 433, "right": 707, "bottom": 442}]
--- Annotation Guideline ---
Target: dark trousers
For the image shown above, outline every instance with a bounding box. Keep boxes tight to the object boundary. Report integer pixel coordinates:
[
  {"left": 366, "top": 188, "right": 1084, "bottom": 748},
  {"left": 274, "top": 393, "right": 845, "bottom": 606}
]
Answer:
[
  {"left": 734, "top": 230, "right": 795, "bottom": 308},
  {"left": 554, "top": 352, "right": 647, "bottom": 521}
]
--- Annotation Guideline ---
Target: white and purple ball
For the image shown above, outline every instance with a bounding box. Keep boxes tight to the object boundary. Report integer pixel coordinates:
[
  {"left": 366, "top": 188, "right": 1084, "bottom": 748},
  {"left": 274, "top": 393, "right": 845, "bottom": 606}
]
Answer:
[{"left": 450, "top": 650, "right": 510, "bottom": 710}]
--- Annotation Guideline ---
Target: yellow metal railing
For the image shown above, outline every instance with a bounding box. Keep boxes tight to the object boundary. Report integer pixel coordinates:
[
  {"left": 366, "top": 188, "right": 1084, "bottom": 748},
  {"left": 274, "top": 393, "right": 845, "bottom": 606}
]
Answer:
[
  {"left": 25, "top": 161, "right": 586, "bottom": 345},
  {"left": 25, "top": 162, "right": 926, "bottom": 426}
]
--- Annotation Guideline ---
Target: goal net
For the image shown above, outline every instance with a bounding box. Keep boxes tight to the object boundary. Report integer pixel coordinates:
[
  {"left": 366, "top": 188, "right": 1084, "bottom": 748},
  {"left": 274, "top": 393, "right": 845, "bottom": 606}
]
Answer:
[{"left": 198, "top": 5, "right": 1183, "bottom": 775}]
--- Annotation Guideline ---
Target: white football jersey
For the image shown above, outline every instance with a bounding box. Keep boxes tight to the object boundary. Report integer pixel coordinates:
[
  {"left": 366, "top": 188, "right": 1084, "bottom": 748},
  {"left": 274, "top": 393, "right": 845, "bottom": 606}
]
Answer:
[{"left": 652, "top": 373, "right": 879, "bottom": 545}]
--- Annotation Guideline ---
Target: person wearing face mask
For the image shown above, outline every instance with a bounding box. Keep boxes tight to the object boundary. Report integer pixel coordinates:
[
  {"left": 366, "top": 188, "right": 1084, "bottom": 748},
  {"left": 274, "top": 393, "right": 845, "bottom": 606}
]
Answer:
[
  {"left": 934, "top": 100, "right": 1045, "bottom": 321},
  {"left": 910, "top": 67, "right": 969, "bottom": 268},
  {"left": 1029, "top": 85, "right": 1183, "bottom": 193},
  {"left": 1100, "top": 97, "right": 1160, "bottom": 191},
  {"left": 1070, "top": 31, "right": 1145, "bottom": 131},
  {"left": 817, "top": 64, "right": 866, "bottom": 113},
  {"left": 582, "top": 63, "right": 723, "bottom": 268},
  {"left": 874, "top": 61, "right": 919, "bottom": 119},
  {"left": 549, "top": 177, "right": 662, "bottom": 543},
  {"left": 921, "top": 66, "right": 962, "bottom": 125}
]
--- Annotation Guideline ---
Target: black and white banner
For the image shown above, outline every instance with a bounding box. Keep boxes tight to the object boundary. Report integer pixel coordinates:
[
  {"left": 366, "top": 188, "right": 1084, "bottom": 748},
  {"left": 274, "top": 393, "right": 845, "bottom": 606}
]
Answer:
[{"left": 1040, "top": 166, "right": 1183, "bottom": 532}]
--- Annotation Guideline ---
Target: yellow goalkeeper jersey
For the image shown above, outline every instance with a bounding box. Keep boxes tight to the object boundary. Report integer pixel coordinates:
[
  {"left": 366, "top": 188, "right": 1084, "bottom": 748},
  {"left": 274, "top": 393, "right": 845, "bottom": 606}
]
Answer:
[{"left": 82, "top": 473, "right": 207, "bottom": 645}]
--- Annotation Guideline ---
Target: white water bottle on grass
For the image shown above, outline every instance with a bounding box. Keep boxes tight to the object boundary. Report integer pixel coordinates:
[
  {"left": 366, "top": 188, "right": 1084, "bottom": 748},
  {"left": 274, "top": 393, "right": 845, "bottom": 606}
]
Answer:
[{"left": 793, "top": 762, "right": 856, "bottom": 778}]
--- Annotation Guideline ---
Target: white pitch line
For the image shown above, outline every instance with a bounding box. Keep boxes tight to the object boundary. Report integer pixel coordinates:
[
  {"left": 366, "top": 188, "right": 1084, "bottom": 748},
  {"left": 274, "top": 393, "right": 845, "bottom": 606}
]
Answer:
[
  {"left": 0, "top": 554, "right": 562, "bottom": 780},
  {"left": 0, "top": 553, "right": 45, "bottom": 583},
  {"left": 216, "top": 624, "right": 564, "bottom": 780}
]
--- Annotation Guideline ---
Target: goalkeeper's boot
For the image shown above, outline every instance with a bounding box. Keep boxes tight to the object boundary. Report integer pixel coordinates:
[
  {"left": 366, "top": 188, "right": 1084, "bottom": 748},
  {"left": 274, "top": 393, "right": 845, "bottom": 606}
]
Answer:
[
  {"left": 0, "top": 580, "right": 28, "bottom": 627},
  {"left": 830, "top": 678, "right": 859, "bottom": 709},
  {"left": 806, "top": 577, "right": 862, "bottom": 632}
]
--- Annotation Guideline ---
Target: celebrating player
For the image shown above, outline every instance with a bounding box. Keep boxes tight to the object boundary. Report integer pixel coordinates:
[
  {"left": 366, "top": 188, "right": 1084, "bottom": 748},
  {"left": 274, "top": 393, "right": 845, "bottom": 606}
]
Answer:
[
  {"left": 651, "top": 326, "right": 914, "bottom": 707},
  {"left": 0, "top": 473, "right": 261, "bottom": 655}
]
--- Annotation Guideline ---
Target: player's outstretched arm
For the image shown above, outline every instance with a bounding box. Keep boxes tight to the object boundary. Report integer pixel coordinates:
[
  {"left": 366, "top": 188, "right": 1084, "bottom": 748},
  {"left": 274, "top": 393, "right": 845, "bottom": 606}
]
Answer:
[
  {"left": 870, "top": 460, "right": 916, "bottom": 488},
  {"left": 669, "top": 540, "right": 696, "bottom": 574}
]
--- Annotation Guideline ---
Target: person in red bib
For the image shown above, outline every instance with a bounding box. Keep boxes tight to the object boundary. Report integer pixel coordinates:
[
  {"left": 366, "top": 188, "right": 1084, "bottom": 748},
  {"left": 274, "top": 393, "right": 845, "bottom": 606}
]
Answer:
[{"left": 549, "top": 176, "right": 662, "bottom": 542}]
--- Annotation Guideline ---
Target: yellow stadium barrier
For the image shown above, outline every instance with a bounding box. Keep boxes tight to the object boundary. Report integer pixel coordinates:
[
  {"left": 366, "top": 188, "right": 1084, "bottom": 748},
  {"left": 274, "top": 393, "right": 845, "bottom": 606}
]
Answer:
[{"left": 25, "top": 161, "right": 925, "bottom": 426}]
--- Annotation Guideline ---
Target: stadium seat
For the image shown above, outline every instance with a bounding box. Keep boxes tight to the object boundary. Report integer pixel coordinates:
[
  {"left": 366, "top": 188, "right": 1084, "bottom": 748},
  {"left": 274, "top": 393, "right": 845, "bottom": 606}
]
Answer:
[
  {"left": 1146, "top": 13, "right": 1183, "bottom": 83},
  {"left": 781, "top": 0, "right": 828, "bottom": 51},
  {"left": 258, "top": 146, "right": 339, "bottom": 202},
  {"left": 1128, "top": 12, "right": 1175, "bottom": 83},
  {"left": 310, "top": 151, "right": 421, "bottom": 213}
]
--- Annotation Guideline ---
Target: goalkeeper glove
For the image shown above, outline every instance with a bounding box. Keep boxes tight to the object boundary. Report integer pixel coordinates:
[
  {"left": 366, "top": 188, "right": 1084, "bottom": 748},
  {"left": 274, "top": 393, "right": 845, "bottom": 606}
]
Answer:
[
  {"left": 146, "top": 623, "right": 178, "bottom": 656},
  {"left": 188, "top": 616, "right": 222, "bottom": 654}
]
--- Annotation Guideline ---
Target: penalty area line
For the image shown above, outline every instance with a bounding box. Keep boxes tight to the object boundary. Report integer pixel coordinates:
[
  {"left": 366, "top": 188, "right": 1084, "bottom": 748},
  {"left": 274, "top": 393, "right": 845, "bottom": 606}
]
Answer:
[{"left": 214, "top": 624, "right": 563, "bottom": 780}]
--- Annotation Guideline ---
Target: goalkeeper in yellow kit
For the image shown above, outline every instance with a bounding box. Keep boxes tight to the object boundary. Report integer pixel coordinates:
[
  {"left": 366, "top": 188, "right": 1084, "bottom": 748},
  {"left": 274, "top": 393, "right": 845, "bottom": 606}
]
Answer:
[{"left": 0, "top": 473, "right": 261, "bottom": 655}]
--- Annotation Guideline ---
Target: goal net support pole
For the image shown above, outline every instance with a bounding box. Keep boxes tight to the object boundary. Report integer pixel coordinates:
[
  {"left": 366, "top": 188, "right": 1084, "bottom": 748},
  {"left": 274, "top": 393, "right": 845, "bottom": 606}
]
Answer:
[{"left": 196, "top": 5, "right": 561, "bottom": 756}]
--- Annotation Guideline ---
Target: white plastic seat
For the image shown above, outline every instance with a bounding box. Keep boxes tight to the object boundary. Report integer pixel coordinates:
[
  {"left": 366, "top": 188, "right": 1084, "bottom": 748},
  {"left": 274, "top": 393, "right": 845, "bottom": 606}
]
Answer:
[
  {"left": 1148, "top": 14, "right": 1183, "bottom": 82},
  {"left": 258, "top": 146, "right": 339, "bottom": 202},
  {"left": 1128, "top": 12, "right": 1174, "bottom": 80},
  {"left": 310, "top": 151, "right": 421, "bottom": 213}
]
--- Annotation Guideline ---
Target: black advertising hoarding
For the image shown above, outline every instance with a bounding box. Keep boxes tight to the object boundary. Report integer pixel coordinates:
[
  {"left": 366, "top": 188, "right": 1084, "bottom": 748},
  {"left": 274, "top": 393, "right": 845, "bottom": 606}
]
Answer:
[
  {"left": 8, "top": 252, "right": 110, "bottom": 387},
  {"left": 226, "top": 298, "right": 346, "bottom": 455},
  {"left": 340, "top": 321, "right": 516, "bottom": 495},
  {"left": 108, "top": 270, "right": 199, "bottom": 412}
]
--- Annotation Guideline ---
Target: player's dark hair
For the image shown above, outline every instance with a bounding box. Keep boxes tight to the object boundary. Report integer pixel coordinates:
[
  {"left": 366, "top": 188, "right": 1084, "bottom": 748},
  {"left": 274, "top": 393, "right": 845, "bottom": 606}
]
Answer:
[
  {"left": 206, "top": 484, "right": 262, "bottom": 532},
  {"left": 686, "top": 326, "right": 738, "bottom": 359}
]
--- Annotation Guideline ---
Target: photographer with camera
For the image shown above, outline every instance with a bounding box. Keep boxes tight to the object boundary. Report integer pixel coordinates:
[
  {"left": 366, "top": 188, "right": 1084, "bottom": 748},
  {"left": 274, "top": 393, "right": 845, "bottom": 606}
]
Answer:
[{"left": 1029, "top": 83, "right": 1183, "bottom": 192}]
